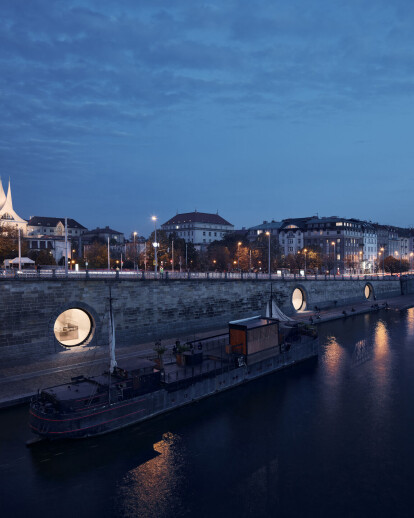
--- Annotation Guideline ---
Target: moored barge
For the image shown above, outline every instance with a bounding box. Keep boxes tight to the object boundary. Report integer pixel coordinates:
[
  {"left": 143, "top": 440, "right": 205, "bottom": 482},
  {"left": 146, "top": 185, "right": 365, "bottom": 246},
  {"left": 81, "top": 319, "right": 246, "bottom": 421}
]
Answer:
[{"left": 30, "top": 316, "right": 318, "bottom": 440}]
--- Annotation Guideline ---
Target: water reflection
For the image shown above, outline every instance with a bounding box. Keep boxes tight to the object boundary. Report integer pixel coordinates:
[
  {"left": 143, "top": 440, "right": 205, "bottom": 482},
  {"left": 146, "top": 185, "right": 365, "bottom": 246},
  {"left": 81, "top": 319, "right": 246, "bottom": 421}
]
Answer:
[
  {"left": 3, "top": 309, "right": 414, "bottom": 518},
  {"left": 116, "top": 432, "right": 187, "bottom": 518},
  {"left": 323, "top": 335, "right": 346, "bottom": 380},
  {"left": 405, "top": 308, "right": 414, "bottom": 339},
  {"left": 374, "top": 320, "right": 390, "bottom": 360}
]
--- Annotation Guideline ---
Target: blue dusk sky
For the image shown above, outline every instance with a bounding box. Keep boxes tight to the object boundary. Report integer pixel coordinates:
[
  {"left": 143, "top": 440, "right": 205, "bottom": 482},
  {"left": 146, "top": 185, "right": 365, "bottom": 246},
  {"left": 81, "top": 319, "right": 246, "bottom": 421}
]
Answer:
[{"left": 1, "top": 0, "right": 414, "bottom": 237}]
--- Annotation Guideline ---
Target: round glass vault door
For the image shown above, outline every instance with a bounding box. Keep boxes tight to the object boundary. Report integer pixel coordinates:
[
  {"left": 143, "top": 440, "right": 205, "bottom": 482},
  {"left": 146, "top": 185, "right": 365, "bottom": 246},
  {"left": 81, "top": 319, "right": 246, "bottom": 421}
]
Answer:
[
  {"left": 292, "top": 288, "right": 305, "bottom": 311},
  {"left": 54, "top": 308, "right": 93, "bottom": 347},
  {"left": 364, "top": 284, "right": 372, "bottom": 299}
]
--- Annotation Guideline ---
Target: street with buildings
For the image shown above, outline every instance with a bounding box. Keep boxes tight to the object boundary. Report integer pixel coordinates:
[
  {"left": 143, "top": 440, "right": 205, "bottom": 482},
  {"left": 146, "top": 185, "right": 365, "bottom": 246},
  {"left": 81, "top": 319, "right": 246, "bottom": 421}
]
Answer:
[{"left": 1, "top": 177, "right": 414, "bottom": 275}]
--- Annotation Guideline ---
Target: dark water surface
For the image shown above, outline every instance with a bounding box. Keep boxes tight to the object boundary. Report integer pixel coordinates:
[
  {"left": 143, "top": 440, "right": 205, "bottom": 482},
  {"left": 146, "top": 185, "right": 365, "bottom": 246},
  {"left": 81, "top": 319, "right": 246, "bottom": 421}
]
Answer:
[{"left": 2, "top": 309, "right": 414, "bottom": 518}]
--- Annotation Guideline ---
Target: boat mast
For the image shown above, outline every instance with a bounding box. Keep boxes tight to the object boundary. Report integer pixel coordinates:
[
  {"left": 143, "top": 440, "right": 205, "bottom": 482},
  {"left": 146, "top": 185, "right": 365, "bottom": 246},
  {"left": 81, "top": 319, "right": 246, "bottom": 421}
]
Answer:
[
  {"left": 270, "top": 283, "right": 273, "bottom": 318},
  {"left": 109, "top": 286, "right": 117, "bottom": 374}
]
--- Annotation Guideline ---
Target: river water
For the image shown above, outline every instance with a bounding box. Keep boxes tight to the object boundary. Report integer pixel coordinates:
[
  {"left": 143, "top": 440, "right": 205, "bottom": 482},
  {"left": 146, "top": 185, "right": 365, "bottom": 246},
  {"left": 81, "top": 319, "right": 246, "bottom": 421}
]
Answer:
[{"left": 1, "top": 308, "right": 414, "bottom": 518}]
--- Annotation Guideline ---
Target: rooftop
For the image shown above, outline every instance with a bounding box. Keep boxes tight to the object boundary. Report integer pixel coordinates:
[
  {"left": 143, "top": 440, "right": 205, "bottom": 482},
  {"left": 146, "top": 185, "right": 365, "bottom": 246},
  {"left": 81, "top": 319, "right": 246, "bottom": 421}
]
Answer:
[
  {"left": 27, "top": 216, "right": 86, "bottom": 229},
  {"left": 83, "top": 226, "right": 123, "bottom": 235},
  {"left": 162, "top": 211, "right": 233, "bottom": 227}
]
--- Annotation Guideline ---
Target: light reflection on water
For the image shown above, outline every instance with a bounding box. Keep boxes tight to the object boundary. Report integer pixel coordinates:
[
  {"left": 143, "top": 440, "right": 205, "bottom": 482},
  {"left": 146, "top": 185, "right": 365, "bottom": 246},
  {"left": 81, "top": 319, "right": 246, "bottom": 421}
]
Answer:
[
  {"left": 2, "top": 308, "right": 414, "bottom": 518},
  {"left": 405, "top": 307, "right": 414, "bottom": 338},
  {"left": 116, "top": 432, "right": 187, "bottom": 518}
]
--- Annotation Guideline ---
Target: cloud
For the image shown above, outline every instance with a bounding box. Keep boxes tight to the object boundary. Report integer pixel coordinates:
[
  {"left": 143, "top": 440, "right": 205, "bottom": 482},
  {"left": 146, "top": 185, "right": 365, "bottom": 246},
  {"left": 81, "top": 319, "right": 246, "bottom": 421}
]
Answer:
[{"left": 2, "top": 0, "right": 414, "bottom": 233}]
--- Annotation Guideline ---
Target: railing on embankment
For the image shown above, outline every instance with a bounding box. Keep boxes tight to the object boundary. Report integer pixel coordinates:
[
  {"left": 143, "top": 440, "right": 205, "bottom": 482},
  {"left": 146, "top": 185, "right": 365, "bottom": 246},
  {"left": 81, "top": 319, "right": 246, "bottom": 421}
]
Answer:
[{"left": 1, "top": 270, "right": 413, "bottom": 282}]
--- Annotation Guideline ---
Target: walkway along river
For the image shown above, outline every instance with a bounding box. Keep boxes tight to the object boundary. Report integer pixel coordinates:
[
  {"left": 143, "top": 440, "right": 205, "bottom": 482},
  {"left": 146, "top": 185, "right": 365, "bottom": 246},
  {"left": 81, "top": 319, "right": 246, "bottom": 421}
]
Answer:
[{"left": 1, "top": 308, "right": 414, "bottom": 517}]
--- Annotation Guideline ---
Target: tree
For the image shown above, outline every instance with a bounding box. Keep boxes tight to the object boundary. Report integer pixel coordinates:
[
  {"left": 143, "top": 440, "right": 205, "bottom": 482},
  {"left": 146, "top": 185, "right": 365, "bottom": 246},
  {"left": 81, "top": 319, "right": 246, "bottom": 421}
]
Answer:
[
  {"left": 0, "top": 225, "right": 28, "bottom": 264},
  {"left": 300, "top": 247, "right": 323, "bottom": 273},
  {"left": 143, "top": 231, "right": 200, "bottom": 271},
  {"left": 207, "top": 242, "right": 231, "bottom": 271},
  {"left": 250, "top": 233, "right": 282, "bottom": 272},
  {"left": 384, "top": 256, "right": 409, "bottom": 273},
  {"left": 86, "top": 242, "right": 109, "bottom": 268},
  {"left": 33, "top": 250, "right": 56, "bottom": 266}
]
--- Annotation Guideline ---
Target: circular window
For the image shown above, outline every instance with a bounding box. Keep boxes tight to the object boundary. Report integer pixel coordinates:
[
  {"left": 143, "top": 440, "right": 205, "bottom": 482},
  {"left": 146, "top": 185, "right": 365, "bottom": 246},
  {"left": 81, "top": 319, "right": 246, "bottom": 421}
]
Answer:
[
  {"left": 364, "top": 284, "right": 372, "bottom": 300},
  {"left": 292, "top": 288, "right": 306, "bottom": 311},
  {"left": 54, "top": 308, "right": 93, "bottom": 347}
]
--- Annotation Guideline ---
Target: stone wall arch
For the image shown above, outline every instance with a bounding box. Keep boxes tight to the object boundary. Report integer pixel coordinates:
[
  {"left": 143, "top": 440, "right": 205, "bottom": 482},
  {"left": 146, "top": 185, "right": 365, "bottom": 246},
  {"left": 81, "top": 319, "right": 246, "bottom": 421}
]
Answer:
[
  {"left": 291, "top": 285, "right": 308, "bottom": 312},
  {"left": 364, "top": 283, "right": 375, "bottom": 300},
  {"left": 47, "top": 300, "right": 103, "bottom": 352}
]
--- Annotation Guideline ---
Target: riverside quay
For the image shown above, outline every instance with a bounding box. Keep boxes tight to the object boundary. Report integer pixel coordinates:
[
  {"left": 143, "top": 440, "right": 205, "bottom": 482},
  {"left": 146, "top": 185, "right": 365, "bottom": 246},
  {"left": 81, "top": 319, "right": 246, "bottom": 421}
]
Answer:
[{"left": 0, "top": 270, "right": 411, "bottom": 363}]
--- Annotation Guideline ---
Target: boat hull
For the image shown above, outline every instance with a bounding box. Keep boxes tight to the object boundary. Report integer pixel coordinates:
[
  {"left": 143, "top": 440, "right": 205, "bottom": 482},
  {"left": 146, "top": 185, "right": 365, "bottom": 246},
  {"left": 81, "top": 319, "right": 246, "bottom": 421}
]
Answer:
[{"left": 30, "top": 338, "right": 318, "bottom": 439}]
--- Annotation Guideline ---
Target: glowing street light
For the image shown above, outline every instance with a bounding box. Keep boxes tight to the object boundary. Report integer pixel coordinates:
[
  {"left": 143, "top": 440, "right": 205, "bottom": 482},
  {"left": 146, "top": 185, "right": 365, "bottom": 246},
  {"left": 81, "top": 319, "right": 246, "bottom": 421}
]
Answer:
[
  {"left": 133, "top": 231, "right": 137, "bottom": 271},
  {"left": 380, "top": 247, "right": 385, "bottom": 275},
  {"left": 152, "top": 216, "right": 158, "bottom": 273},
  {"left": 331, "top": 241, "right": 336, "bottom": 275},
  {"left": 237, "top": 241, "right": 242, "bottom": 272},
  {"left": 266, "top": 232, "right": 271, "bottom": 278}
]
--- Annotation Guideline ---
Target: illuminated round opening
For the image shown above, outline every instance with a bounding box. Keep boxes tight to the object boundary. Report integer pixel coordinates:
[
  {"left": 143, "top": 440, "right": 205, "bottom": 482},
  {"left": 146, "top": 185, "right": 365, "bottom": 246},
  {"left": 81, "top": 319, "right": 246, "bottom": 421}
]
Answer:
[
  {"left": 364, "top": 284, "right": 372, "bottom": 300},
  {"left": 54, "top": 308, "right": 93, "bottom": 347},
  {"left": 292, "top": 288, "right": 306, "bottom": 311}
]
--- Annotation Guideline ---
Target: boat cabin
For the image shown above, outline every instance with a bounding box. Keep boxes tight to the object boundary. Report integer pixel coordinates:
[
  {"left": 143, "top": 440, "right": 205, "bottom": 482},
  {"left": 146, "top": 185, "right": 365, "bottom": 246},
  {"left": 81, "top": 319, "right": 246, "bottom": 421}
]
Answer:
[{"left": 228, "top": 316, "right": 279, "bottom": 356}]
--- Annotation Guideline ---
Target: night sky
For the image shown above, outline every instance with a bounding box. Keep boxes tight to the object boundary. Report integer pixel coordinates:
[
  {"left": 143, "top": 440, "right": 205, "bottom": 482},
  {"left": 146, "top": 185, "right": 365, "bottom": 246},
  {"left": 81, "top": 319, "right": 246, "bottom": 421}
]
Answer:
[{"left": 1, "top": 0, "right": 414, "bottom": 237}]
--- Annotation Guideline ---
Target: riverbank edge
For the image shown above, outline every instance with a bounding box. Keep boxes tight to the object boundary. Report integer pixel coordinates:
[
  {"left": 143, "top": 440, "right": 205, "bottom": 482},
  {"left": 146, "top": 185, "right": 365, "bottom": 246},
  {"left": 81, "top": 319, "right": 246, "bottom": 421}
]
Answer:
[{"left": 1, "top": 294, "right": 414, "bottom": 410}]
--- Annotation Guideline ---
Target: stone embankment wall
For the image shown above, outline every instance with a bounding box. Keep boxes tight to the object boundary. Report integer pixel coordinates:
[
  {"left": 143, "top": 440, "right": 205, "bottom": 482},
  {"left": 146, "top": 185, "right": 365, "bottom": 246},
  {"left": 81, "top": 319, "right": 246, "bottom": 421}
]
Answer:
[{"left": 0, "top": 277, "right": 403, "bottom": 361}]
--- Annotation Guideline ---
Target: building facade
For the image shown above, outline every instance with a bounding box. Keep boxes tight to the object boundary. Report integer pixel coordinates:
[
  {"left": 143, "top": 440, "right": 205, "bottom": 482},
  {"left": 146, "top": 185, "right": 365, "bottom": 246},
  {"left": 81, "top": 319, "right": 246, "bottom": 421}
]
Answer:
[
  {"left": 303, "top": 217, "right": 364, "bottom": 274},
  {"left": 247, "top": 220, "right": 282, "bottom": 241},
  {"left": 27, "top": 216, "right": 87, "bottom": 239},
  {"left": 82, "top": 226, "right": 125, "bottom": 245},
  {"left": 162, "top": 211, "right": 234, "bottom": 249}
]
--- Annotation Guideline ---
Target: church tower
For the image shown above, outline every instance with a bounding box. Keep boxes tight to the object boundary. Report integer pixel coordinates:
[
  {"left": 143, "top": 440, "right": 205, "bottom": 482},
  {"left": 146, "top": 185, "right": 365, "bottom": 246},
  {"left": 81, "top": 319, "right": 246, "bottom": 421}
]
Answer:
[{"left": 0, "top": 177, "right": 28, "bottom": 233}]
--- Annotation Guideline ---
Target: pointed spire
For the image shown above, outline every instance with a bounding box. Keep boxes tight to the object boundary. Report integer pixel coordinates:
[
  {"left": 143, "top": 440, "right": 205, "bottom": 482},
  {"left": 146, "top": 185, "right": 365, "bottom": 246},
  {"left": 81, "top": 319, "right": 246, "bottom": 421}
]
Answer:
[
  {"left": 6, "top": 177, "right": 12, "bottom": 208},
  {"left": 0, "top": 177, "right": 6, "bottom": 210}
]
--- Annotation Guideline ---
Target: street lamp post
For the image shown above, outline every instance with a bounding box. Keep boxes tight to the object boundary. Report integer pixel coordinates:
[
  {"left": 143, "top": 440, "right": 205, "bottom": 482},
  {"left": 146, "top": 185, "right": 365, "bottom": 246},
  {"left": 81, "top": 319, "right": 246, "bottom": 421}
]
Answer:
[
  {"left": 410, "top": 252, "right": 414, "bottom": 273},
  {"left": 18, "top": 228, "right": 21, "bottom": 271},
  {"left": 133, "top": 231, "right": 137, "bottom": 271},
  {"left": 107, "top": 237, "right": 110, "bottom": 272},
  {"left": 266, "top": 232, "right": 271, "bottom": 278},
  {"left": 185, "top": 243, "right": 188, "bottom": 270},
  {"left": 331, "top": 241, "right": 336, "bottom": 275},
  {"left": 172, "top": 239, "right": 174, "bottom": 273},
  {"left": 359, "top": 251, "right": 363, "bottom": 274},
  {"left": 304, "top": 248, "right": 307, "bottom": 275},
  {"left": 380, "top": 247, "right": 385, "bottom": 275},
  {"left": 152, "top": 216, "right": 158, "bottom": 273},
  {"left": 237, "top": 241, "right": 242, "bottom": 272}
]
